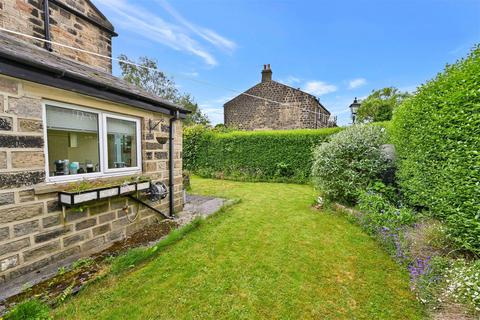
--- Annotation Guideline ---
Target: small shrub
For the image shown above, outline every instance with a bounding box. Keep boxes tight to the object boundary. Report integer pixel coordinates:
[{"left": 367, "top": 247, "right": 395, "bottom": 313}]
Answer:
[
  {"left": 311, "top": 125, "right": 389, "bottom": 203},
  {"left": 357, "top": 190, "right": 416, "bottom": 234},
  {"left": 355, "top": 189, "right": 416, "bottom": 262},
  {"left": 4, "top": 299, "right": 51, "bottom": 320}
]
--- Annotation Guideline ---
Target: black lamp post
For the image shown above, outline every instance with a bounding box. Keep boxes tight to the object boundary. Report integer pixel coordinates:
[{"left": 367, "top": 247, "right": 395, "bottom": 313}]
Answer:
[{"left": 349, "top": 97, "right": 361, "bottom": 124}]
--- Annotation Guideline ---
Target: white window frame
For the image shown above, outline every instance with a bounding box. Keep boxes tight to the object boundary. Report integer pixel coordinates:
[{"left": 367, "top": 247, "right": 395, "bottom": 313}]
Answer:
[
  {"left": 42, "top": 100, "right": 142, "bottom": 183},
  {"left": 102, "top": 113, "right": 142, "bottom": 174}
]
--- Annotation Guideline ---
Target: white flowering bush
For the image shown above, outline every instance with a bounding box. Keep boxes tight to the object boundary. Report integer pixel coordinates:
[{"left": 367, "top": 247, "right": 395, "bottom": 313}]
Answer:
[
  {"left": 442, "top": 259, "right": 480, "bottom": 312},
  {"left": 311, "top": 125, "right": 389, "bottom": 204}
]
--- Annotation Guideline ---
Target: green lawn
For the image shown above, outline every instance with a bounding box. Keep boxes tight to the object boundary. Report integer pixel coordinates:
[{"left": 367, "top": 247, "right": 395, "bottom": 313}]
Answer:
[{"left": 54, "top": 178, "right": 425, "bottom": 319}]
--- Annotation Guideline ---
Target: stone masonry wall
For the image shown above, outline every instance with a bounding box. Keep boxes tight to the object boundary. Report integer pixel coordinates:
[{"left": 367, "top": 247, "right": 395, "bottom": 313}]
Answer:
[
  {"left": 0, "top": 0, "right": 113, "bottom": 72},
  {"left": 224, "top": 80, "right": 331, "bottom": 130},
  {"left": 0, "top": 75, "right": 183, "bottom": 285}
]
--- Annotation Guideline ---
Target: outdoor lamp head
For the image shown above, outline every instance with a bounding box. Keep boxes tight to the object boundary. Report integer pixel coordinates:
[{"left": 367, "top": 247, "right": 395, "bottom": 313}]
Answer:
[{"left": 349, "top": 97, "right": 360, "bottom": 115}]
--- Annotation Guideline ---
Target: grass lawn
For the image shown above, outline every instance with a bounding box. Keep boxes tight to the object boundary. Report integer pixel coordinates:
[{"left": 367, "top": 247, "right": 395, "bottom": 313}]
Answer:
[{"left": 53, "top": 178, "right": 425, "bottom": 319}]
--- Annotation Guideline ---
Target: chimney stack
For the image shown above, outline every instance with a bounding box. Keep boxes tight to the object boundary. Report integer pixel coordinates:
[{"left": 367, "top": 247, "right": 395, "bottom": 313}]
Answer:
[{"left": 261, "top": 64, "right": 272, "bottom": 82}]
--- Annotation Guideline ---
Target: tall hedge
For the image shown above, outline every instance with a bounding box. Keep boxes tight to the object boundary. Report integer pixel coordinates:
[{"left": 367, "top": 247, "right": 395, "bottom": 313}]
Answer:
[
  {"left": 183, "top": 126, "right": 342, "bottom": 183},
  {"left": 392, "top": 45, "right": 480, "bottom": 252}
]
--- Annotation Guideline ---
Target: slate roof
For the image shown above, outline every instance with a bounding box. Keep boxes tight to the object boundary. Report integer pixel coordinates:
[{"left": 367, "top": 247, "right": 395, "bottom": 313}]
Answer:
[{"left": 0, "top": 33, "right": 187, "bottom": 115}]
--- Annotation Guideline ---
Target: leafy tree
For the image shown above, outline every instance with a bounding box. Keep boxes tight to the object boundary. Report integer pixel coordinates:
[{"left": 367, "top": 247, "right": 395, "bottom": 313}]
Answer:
[
  {"left": 176, "top": 94, "right": 210, "bottom": 126},
  {"left": 357, "top": 87, "right": 410, "bottom": 123},
  {"left": 118, "top": 54, "right": 209, "bottom": 126}
]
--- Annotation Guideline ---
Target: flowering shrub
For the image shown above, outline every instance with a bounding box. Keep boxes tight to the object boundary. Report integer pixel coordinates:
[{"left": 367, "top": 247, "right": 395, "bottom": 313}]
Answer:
[
  {"left": 442, "top": 259, "right": 480, "bottom": 313},
  {"left": 411, "top": 256, "right": 449, "bottom": 306},
  {"left": 311, "top": 125, "right": 389, "bottom": 204},
  {"left": 357, "top": 190, "right": 416, "bottom": 234},
  {"left": 354, "top": 190, "right": 415, "bottom": 262}
]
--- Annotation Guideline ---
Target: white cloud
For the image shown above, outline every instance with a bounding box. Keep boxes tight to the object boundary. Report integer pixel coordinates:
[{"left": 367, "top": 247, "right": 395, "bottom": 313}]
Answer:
[
  {"left": 282, "top": 76, "right": 301, "bottom": 85},
  {"left": 182, "top": 71, "right": 199, "bottom": 77},
  {"left": 157, "top": 0, "right": 236, "bottom": 52},
  {"left": 198, "top": 106, "right": 224, "bottom": 125},
  {"left": 96, "top": 0, "right": 235, "bottom": 66},
  {"left": 197, "top": 94, "right": 237, "bottom": 125},
  {"left": 348, "top": 78, "right": 367, "bottom": 89},
  {"left": 303, "top": 81, "right": 337, "bottom": 96}
]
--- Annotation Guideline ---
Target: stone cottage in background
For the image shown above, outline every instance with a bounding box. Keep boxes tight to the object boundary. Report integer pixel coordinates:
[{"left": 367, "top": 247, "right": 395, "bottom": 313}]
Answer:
[
  {"left": 0, "top": 0, "right": 188, "bottom": 294},
  {"left": 224, "top": 65, "right": 335, "bottom": 130}
]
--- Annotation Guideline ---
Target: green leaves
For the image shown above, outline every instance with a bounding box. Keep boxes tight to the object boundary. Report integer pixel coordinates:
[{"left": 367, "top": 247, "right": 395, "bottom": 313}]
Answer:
[
  {"left": 392, "top": 44, "right": 480, "bottom": 253},
  {"left": 357, "top": 87, "right": 410, "bottom": 123},
  {"left": 311, "top": 125, "right": 390, "bottom": 204},
  {"left": 183, "top": 126, "right": 342, "bottom": 183},
  {"left": 118, "top": 54, "right": 209, "bottom": 126}
]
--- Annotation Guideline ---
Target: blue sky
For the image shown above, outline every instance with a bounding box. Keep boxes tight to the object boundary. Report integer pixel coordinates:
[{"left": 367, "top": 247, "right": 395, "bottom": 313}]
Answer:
[{"left": 95, "top": 0, "right": 480, "bottom": 125}]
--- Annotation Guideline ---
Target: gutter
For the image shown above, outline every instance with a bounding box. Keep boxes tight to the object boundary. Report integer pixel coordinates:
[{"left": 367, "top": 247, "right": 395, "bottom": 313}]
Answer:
[{"left": 168, "top": 110, "right": 180, "bottom": 217}]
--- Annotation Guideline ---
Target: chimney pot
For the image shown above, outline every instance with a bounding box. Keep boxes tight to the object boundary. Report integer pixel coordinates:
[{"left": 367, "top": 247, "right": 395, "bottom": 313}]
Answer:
[{"left": 261, "top": 64, "right": 272, "bottom": 82}]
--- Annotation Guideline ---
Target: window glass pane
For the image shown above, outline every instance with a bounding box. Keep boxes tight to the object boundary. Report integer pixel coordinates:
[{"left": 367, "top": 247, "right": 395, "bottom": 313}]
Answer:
[
  {"left": 46, "top": 105, "right": 100, "bottom": 176},
  {"left": 106, "top": 117, "right": 137, "bottom": 169}
]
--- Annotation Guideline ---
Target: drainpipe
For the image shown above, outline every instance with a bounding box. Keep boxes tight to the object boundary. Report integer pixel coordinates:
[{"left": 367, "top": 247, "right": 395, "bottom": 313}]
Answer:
[
  {"left": 43, "top": 0, "right": 52, "bottom": 51},
  {"left": 168, "top": 110, "right": 180, "bottom": 217}
]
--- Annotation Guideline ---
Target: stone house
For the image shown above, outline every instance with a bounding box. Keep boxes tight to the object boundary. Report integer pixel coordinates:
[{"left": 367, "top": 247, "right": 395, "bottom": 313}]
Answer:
[
  {"left": 224, "top": 65, "right": 335, "bottom": 130},
  {"left": 0, "top": 0, "right": 188, "bottom": 292}
]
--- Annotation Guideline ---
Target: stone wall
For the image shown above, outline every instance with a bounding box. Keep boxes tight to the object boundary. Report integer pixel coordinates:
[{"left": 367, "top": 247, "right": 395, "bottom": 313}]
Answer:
[
  {"left": 224, "top": 80, "right": 331, "bottom": 130},
  {"left": 0, "top": 75, "right": 183, "bottom": 285},
  {"left": 0, "top": 0, "right": 114, "bottom": 72}
]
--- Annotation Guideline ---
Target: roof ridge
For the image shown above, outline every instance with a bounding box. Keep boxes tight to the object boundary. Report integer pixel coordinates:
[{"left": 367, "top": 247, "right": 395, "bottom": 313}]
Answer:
[{"left": 224, "top": 79, "right": 331, "bottom": 115}]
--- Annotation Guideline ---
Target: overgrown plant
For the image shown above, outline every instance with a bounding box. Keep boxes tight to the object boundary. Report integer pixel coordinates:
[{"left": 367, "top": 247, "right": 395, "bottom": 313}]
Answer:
[{"left": 311, "top": 125, "right": 389, "bottom": 204}]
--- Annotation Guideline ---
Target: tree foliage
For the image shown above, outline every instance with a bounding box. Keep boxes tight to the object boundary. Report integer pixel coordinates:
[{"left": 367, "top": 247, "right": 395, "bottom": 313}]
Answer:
[
  {"left": 357, "top": 87, "right": 410, "bottom": 123},
  {"left": 118, "top": 54, "right": 209, "bottom": 126}
]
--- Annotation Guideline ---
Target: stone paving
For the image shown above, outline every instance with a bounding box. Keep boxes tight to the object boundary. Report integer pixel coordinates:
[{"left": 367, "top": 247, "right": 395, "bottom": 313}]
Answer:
[{"left": 175, "top": 194, "right": 228, "bottom": 226}]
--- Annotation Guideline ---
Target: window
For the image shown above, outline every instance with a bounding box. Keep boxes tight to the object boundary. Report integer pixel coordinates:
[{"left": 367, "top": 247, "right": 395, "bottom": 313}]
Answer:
[{"left": 44, "top": 102, "right": 141, "bottom": 182}]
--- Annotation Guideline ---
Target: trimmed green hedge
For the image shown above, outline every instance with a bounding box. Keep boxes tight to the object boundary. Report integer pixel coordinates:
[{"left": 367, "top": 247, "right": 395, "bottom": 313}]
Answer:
[
  {"left": 392, "top": 45, "right": 480, "bottom": 252},
  {"left": 183, "top": 126, "right": 342, "bottom": 183}
]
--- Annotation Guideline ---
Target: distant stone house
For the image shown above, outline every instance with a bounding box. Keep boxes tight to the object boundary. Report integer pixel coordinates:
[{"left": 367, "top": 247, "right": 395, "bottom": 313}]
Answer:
[
  {"left": 0, "top": 0, "right": 188, "bottom": 291},
  {"left": 224, "top": 65, "right": 335, "bottom": 130}
]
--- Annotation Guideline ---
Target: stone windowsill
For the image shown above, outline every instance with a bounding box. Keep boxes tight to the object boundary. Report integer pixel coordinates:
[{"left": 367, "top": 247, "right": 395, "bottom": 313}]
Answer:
[{"left": 34, "top": 174, "right": 143, "bottom": 195}]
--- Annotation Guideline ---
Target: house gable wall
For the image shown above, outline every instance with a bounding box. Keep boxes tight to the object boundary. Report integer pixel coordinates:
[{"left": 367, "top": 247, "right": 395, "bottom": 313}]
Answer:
[
  {"left": 0, "top": 0, "right": 113, "bottom": 72},
  {"left": 0, "top": 75, "right": 183, "bottom": 286},
  {"left": 224, "top": 81, "right": 331, "bottom": 130}
]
